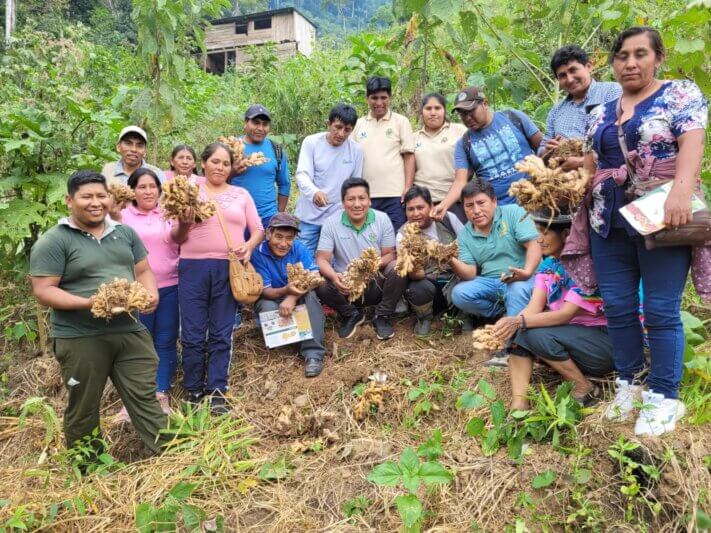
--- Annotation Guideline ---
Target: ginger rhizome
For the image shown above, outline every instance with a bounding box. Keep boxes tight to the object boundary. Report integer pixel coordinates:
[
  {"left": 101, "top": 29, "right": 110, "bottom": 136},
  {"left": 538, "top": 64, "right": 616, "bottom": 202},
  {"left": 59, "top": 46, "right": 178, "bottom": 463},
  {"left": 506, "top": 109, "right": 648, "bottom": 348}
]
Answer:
[
  {"left": 546, "top": 138, "right": 583, "bottom": 169},
  {"left": 471, "top": 325, "right": 506, "bottom": 352},
  {"left": 108, "top": 184, "right": 135, "bottom": 205},
  {"left": 91, "top": 278, "right": 153, "bottom": 319},
  {"left": 342, "top": 248, "right": 381, "bottom": 302},
  {"left": 160, "top": 175, "right": 217, "bottom": 223},
  {"left": 395, "top": 223, "right": 427, "bottom": 277},
  {"left": 219, "top": 136, "right": 269, "bottom": 168},
  {"left": 353, "top": 382, "right": 396, "bottom": 421},
  {"left": 426, "top": 240, "right": 459, "bottom": 270},
  {"left": 287, "top": 262, "right": 324, "bottom": 292},
  {"left": 511, "top": 155, "right": 589, "bottom": 217}
]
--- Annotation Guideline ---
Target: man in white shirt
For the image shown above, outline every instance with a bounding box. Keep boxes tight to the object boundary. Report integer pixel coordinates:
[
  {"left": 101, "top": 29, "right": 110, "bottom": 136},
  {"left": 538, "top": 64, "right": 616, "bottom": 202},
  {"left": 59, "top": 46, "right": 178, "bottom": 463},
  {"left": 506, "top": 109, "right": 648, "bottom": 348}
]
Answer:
[{"left": 295, "top": 104, "right": 364, "bottom": 256}]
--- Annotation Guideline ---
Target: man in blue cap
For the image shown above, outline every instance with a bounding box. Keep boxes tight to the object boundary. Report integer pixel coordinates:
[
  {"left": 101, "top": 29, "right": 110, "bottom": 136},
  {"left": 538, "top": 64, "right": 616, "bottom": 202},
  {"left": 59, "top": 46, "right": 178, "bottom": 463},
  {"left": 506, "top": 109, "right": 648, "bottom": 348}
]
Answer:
[{"left": 230, "top": 104, "right": 291, "bottom": 229}]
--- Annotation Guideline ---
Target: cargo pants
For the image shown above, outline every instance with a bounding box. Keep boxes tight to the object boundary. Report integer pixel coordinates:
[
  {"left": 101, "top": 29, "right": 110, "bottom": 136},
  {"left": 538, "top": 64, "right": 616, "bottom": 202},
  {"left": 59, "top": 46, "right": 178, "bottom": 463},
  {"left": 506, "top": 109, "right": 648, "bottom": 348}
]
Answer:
[{"left": 54, "top": 330, "right": 169, "bottom": 454}]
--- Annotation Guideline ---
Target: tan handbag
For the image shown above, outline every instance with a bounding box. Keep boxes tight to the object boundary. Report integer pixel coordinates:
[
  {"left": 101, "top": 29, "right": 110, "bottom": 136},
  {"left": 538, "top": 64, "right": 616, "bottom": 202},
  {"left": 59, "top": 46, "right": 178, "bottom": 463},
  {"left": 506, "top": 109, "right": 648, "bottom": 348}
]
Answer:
[{"left": 213, "top": 201, "right": 263, "bottom": 304}]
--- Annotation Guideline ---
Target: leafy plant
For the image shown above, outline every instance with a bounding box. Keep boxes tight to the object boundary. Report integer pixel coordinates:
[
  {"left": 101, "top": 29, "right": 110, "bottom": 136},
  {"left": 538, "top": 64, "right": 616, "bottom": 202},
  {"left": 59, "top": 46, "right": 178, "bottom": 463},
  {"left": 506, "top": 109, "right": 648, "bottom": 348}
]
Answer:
[
  {"left": 135, "top": 481, "right": 214, "bottom": 533},
  {"left": 440, "top": 312, "right": 462, "bottom": 339},
  {"left": 680, "top": 310, "right": 710, "bottom": 424},
  {"left": 342, "top": 495, "right": 371, "bottom": 520},
  {"left": 368, "top": 446, "right": 453, "bottom": 532},
  {"left": 341, "top": 33, "right": 399, "bottom": 100},
  {"left": 406, "top": 376, "right": 445, "bottom": 419}
]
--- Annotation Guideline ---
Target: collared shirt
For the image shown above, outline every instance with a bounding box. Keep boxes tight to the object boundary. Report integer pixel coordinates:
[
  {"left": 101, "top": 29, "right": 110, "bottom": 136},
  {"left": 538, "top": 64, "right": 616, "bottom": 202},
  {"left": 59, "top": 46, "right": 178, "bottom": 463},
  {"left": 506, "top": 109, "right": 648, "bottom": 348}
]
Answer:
[
  {"left": 251, "top": 240, "right": 317, "bottom": 289},
  {"left": 457, "top": 204, "right": 538, "bottom": 278},
  {"left": 120, "top": 204, "right": 179, "bottom": 288},
  {"left": 29, "top": 216, "right": 148, "bottom": 338},
  {"left": 351, "top": 110, "right": 416, "bottom": 198},
  {"left": 294, "top": 132, "right": 364, "bottom": 225},
  {"left": 317, "top": 208, "right": 395, "bottom": 273},
  {"left": 414, "top": 122, "right": 468, "bottom": 203},
  {"left": 229, "top": 137, "right": 291, "bottom": 219},
  {"left": 101, "top": 159, "right": 166, "bottom": 185},
  {"left": 539, "top": 79, "right": 622, "bottom": 153}
]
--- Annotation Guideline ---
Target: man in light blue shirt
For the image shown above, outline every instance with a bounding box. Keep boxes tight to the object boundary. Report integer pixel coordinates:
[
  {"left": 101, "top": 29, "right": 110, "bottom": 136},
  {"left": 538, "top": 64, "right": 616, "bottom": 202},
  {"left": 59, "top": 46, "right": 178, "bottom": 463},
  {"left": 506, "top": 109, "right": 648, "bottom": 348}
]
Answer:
[
  {"left": 295, "top": 104, "right": 364, "bottom": 256},
  {"left": 539, "top": 45, "right": 622, "bottom": 170}
]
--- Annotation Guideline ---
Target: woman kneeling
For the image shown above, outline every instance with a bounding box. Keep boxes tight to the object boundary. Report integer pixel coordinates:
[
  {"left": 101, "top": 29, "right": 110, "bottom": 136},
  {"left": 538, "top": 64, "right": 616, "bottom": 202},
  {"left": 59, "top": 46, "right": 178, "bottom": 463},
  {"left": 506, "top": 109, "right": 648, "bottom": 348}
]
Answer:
[{"left": 494, "top": 211, "right": 614, "bottom": 410}]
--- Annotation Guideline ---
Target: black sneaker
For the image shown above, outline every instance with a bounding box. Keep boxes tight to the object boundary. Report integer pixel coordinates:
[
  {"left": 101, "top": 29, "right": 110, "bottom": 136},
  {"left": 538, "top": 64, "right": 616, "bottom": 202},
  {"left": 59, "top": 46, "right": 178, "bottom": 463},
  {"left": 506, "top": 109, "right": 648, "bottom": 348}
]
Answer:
[
  {"left": 209, "top": 394, "right": 231, "bottom": 416},
  {"left": 185, "top": 390, "right": 205, "bottom": 406},
  {"left": 372, "top": 315, "right": 394, "bottom": 340},
  {"left": 338, "top": 311, "right": 365, "bottom": 339},
  {"left": 304, "top": 357, "right": 324, "bottom": 378}
]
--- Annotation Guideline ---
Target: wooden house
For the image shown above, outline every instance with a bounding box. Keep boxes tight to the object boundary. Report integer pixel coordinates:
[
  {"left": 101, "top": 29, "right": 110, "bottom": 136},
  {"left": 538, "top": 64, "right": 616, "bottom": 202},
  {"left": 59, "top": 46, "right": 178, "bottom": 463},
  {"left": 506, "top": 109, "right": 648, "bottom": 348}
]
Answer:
[{"left": 204, "top": 7, "right": 317, "bottom": 74}]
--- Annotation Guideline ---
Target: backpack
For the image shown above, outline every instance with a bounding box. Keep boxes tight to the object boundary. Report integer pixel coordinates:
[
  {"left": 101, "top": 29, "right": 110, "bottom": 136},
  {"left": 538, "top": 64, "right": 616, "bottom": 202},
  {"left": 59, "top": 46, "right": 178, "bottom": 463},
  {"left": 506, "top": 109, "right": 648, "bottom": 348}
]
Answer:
[{"left": 460, "top": 110, "right": 530, "bottom": 175}]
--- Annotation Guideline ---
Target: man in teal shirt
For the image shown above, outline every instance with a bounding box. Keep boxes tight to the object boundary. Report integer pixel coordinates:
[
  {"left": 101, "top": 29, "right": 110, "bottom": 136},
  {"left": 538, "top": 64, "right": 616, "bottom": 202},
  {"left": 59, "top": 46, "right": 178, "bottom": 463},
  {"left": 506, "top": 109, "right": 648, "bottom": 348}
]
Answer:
[{"left": 450, "top": 179, "right": 542, "bottom": 365}]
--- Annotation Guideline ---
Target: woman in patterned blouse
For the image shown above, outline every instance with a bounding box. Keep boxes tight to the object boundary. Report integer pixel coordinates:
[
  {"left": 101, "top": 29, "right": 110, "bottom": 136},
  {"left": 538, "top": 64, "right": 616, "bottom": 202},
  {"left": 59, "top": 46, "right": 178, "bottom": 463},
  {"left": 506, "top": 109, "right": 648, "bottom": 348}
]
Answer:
[{"left": 581, "top": 27, "right": 708, "bottom": 436}]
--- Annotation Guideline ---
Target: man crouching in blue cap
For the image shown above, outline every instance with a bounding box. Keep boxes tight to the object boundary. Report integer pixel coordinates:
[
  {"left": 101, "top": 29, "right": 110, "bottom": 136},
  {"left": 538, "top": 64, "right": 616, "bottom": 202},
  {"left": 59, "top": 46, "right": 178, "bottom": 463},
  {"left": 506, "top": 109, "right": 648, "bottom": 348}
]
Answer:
[{"left": 250, "top": 213, "right": 327, "bottom": 377}]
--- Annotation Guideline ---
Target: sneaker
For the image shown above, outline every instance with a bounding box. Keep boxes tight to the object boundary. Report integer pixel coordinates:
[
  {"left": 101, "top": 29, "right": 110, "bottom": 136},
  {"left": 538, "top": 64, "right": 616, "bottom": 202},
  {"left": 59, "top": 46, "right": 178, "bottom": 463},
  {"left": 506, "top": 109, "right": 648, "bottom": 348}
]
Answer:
[
  {"left": 185, "top": 390, "right": 205, "bottom": 406},
  {"left": 634, "top": 390, "right": 686, "bottom": 436},
  {"left": 156, "top": 392, "right": 173, "bottom": 415},
  {"left": 484, "top": 351, "right": 509, "bottom": 367},
  {"left": 573, "top": 385, "right": 601, "bottom": 407},
  {"left": 115, "top": 405, "right": 131, "bottom": 423},
  {"left": 209, "top": 394, "right": 231, "bottom": 416},
  {"left": 603, "top": 378, "right": 642, "bottom": 421},
  {"left": 414, "top": 317, "right": 432, "bottom": 337},
  {"left": 338, "top": 311, "right": 365, "bottom": 339},
  {"left": 304, "top": 357, "right": 324, "bottom": 378},
  {"left": 372, "top": 315, "right": 395, "bottom": 340}
]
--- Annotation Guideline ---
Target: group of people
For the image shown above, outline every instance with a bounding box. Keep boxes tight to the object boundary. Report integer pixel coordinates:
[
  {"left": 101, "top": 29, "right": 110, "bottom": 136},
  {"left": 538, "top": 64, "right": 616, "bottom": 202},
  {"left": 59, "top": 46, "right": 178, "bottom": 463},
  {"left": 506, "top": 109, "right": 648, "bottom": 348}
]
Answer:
[{"left": 29, "top": 26, "right": 708, "bottom": 457}]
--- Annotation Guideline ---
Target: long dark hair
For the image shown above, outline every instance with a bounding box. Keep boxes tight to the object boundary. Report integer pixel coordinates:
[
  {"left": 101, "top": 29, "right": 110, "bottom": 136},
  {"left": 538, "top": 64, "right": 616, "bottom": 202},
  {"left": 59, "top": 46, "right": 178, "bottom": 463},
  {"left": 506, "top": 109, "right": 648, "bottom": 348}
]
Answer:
[
  {"left": 127, "top": 168, "right": 162, "bottom": 207},
  {"left": 420, "top": 92, "right": 449, "bottom": 124}
]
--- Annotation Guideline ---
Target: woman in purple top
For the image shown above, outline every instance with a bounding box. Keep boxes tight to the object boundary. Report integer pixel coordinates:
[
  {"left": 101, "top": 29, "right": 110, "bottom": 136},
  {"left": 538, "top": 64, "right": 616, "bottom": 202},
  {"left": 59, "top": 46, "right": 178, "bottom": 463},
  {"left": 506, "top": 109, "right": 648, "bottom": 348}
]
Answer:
[
  {"left": 582, "top": 27, "right": 708, "bottom": 436},
  {"left": 494, "top": 211, "right": 613, "bottom": 411}
]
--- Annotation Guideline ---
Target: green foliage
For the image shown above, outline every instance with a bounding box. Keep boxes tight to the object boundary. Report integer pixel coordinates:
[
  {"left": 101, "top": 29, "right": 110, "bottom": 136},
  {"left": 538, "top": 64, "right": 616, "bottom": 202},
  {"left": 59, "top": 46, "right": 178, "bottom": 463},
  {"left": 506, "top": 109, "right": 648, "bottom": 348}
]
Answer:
[
  {"left": 680, "top": 311, "right": 711, "bottom": 424},
  {"left": 134, "top": 481, "right": 213, "bottom": 533},
  {"left": 368, "top": 445, "right": 453, "bottom": 532},
  {"left": 341, "top": 34, "right": 399, "bottom": 100},
  {"left": 341, "top": 495, "right": 371, "bottom": 520},
  {"left": 258, "top": 456, "right": 293, "bottom": 481},
  {"left": 406, "top": 376, "right": 445, "bottom": 419}
]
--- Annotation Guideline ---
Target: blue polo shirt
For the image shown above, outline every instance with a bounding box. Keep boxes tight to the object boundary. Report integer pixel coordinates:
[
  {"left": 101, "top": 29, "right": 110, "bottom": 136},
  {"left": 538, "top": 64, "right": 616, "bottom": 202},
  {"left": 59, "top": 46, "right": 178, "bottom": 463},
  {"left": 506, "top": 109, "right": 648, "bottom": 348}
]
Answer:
[{"left": 250, "top": 239, "right": 317, "bottom": 289}]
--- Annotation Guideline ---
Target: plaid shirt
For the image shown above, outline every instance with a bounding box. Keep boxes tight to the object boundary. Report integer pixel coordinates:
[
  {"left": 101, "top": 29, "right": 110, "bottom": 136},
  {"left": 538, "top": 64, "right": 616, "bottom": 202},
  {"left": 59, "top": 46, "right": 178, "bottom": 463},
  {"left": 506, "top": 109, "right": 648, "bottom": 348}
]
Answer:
[{"left": 538, "top": 80, "right": 621, "bottom": 153}]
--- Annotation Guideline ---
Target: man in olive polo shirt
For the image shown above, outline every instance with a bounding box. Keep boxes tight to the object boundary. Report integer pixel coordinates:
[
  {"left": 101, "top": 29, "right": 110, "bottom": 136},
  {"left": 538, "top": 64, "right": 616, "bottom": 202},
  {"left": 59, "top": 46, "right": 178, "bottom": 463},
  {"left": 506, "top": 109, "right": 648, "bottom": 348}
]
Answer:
[
  {"left": 30, "top": 170, "right": 169, "bottom": 455},
  {"left": 351, "top": 76, "right": 416, "bottom": 231},
  {"left": 316, "top": 178, "right": 407, "bottom": 340},
  {"left": 101, "top": 125, "right": 165, "bottom": 186},
  {"left": 450, "top": 179, "right": 542, "bottom": 366}
]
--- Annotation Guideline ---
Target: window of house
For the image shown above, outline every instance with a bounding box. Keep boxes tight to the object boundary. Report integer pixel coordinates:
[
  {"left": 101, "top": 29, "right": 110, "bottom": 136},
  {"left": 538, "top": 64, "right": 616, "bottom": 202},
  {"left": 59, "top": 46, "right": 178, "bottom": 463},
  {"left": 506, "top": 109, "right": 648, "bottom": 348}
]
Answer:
[
  {"left": 253, "top": 16, "right": 271, "bottom": 30},
  {"left": 235, "top": 22, "right": 248, "bottom": 34}
]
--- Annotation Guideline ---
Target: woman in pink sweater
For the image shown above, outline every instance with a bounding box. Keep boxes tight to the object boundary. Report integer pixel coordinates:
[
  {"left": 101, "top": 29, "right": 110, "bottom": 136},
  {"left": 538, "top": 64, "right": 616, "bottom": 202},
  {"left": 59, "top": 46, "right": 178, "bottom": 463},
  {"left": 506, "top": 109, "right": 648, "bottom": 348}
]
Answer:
[{"left": 175, "top": 142, "right": 264, "bottom": 414}]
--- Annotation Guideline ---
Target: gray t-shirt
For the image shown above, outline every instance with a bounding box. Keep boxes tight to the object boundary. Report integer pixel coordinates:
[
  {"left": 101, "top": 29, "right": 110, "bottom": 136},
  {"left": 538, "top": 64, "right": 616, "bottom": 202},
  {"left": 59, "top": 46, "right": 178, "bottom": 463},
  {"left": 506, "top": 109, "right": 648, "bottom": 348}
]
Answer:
[
  {"left": 294, "top": 132, "right": 364, "bottom": 225},
  {"left": 317, "top": 208, "right": 395, "bottom": 273},
  {"left": 396, "top": 213, "right": 464, "bottom": 249}
]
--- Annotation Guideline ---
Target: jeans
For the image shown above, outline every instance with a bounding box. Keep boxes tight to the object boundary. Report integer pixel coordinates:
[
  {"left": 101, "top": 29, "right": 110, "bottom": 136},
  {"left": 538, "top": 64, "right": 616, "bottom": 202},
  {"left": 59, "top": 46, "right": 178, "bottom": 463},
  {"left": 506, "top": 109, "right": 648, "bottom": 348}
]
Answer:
[
  {"left": 590, "top": 228, "right": 691, "bottom": 399},
  {"left": 254, "top": 291, "right": 326, "bottom": 360},
  {"left": 297, "top": 221, "right": 322, "bottom": 258},
  {"left": 451, "top": 276, "right": 533, "bottom": 318},
  {"left": 178, "top": 259, "right": 237, "bottom": 394},
  {"left": 139, "top": 284, "right": 179, "bottom": 392},
  {"left": 371, "top": 197, "right": 406, "bottom": 232}
]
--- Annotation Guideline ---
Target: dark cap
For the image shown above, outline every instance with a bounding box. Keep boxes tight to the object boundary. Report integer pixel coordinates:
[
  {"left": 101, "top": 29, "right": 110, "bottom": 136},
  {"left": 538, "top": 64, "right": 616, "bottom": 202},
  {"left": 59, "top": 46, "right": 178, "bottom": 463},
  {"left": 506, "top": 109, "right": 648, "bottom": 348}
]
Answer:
[
  {"left": 452, "top": 86, "right": 486, "bottom": 112},
  {"left": 268, "top": 213, "right": 300, "bottom": 232},
  {"left": 244, "top": 104, "right": 272, "bottom": 121}
]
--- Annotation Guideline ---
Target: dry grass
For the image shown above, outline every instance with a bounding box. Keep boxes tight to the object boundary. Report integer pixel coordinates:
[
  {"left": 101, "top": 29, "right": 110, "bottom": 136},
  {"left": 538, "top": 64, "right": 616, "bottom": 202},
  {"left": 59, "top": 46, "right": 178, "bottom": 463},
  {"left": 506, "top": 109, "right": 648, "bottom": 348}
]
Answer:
[{"left": 0, "top": 315, "right": 709, "bottom": 531}]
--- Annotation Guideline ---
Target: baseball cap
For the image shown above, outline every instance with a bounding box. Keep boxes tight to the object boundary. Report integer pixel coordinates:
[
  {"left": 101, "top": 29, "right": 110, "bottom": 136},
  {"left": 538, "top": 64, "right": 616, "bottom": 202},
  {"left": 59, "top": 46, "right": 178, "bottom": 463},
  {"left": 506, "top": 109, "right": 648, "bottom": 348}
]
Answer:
[
  {"left": 118, "top": 125, "right": 148, "bottom": 143},
  {"left": 452, "top": 86, "right": 486, "bottom": 112},
  {"left": 268, "top": 213, "right": 300, "bottom": 232},
  {"left": 244, "top": 104, "right": 272, "bottom": 121}
]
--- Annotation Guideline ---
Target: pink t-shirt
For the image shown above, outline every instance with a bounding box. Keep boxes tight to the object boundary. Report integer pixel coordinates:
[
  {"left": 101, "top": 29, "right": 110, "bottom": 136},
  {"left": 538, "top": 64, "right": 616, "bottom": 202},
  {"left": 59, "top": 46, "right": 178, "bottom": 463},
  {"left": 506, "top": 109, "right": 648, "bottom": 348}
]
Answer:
[
  {"left": 534, "top": 272, "right": 607, "bottom": 327},
  {"left": 164, "top": 170, "right": 201, "bottom": 182},
  {"left": 120, "top": 204, "right": 179, "bottom": 288},
  {"left": 180, "top": 183, "right": 263, "bottom": 260}
]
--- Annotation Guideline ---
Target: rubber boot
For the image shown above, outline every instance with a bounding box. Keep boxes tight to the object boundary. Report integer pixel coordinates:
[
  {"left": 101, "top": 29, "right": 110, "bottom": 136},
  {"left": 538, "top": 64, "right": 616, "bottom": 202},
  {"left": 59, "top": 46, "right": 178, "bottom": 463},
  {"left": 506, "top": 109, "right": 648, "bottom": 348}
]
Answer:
[{"left": 412, "top": 301, "right": 434, "bottom": 337}]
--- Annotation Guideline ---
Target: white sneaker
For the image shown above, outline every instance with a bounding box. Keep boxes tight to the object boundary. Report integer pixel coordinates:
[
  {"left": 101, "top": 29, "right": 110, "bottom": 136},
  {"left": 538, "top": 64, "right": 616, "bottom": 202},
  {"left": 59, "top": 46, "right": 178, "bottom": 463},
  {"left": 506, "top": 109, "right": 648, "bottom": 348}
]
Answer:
[
  {"left": 634, "top": 390, "right": 686, "bottom": 437},
  {"left": 484, "top": 354, "right": 509, "bottom": 367},
  {"left": 603, "top": 378, "right": 641, "bottom": 421}
]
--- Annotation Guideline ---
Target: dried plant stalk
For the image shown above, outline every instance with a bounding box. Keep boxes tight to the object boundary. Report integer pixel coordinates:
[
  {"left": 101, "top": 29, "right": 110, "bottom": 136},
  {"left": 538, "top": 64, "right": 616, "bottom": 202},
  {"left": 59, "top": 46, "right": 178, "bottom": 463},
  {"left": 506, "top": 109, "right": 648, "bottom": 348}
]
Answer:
[
  {"left": 511, "top": 155, "right": 590, "bottom": 217},
  {"left": 342, "top": 248, "right": 380, "bottom": 302},
  {"left": 353, "top": 382, "right": 396, "bottom": 421},
  {"left": 471, "top": 325, "right": 506, "bottom": 352},
  {"left": 91, "top": 278, "right": 152, "bottom": 320},
  {"left": 160, "top": 174, "right": 217, "bottom": 223},
  {"left": 547, "top": 138, "right": 583, "bottom": 169},
  {"left": 286, "top": 262, "right": 324, "bottom": 292},
  {"left": 109, "top": 184, "right": 135, "bottom": 205},
  {"left": 395, "top": 223, "right": 427, "bottom": 277},
  {"left": 219, "top": 136, "right": 269, "bottom": 168},
  {"left": 426, "top": 240, "right": 458, "bottom": 269}
]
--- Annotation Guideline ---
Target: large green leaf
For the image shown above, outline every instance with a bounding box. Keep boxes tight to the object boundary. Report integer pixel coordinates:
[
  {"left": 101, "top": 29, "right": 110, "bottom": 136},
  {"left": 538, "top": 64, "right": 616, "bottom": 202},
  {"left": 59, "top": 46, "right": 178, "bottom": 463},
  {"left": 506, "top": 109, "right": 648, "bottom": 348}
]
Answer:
[
  {"left": 395, "top": 494, "right": 423, "bottom": 529},
  {"left": 368, "top": 461, "right": 401, "bottom": 486},
  {"left": 428, "top": 0, "right": 462, "bottom": 22},
  {"left": 418, "top": 461, "right": 453, "bottom": 485}
]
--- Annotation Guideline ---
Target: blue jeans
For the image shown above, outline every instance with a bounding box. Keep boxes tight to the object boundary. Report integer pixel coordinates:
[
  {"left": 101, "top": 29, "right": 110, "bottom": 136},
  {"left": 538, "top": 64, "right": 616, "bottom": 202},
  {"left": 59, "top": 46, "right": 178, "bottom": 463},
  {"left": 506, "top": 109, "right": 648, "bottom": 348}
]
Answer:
[
  {"left": 590, "top": 228, "right": 691, "bottom": 398},
  {"left": 451, "top": 277, "right": 533, "bottom": 318},
  {"left": 178, "top": 259, "right": 237, "bottom": 393},
  {"left": 139, "top": 284, "right": 179, "bottom": 392},
  {"left": 371, "top": 197, "right": 406, "bottom": 232},
  {"left": 297, "top": 221, "right": 322, "bottom": 258}
]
